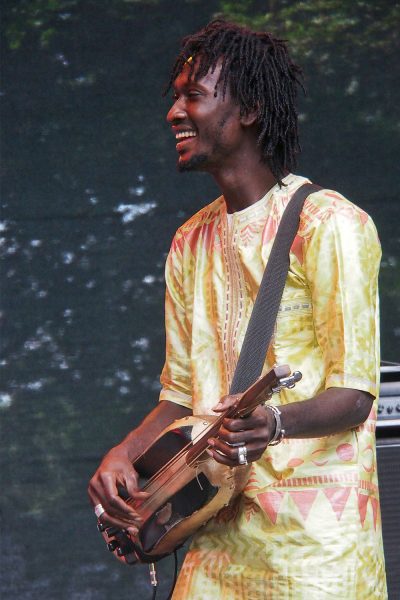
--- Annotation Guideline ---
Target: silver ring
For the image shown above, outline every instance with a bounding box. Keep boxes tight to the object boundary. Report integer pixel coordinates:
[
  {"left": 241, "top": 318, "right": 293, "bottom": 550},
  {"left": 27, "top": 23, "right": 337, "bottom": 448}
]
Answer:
[
  {"left": 237, "top": 445, "right": 248, "bottom": 465},
  {"left": 94, "top": 503, "right": 105, "bottom": 518}
]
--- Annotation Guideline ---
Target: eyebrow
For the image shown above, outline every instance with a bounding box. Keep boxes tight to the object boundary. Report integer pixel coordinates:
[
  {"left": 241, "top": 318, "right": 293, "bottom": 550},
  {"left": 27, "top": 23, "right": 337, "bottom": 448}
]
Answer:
[{"left": 173, "top": 78, "right": 208, "bottom": 92}]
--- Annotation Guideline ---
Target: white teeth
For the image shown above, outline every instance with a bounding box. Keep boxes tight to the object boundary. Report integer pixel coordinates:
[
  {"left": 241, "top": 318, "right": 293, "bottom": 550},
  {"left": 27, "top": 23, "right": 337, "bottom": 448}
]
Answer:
[{"left": 176, "top": 131, "right": 197, "bottom": 140}]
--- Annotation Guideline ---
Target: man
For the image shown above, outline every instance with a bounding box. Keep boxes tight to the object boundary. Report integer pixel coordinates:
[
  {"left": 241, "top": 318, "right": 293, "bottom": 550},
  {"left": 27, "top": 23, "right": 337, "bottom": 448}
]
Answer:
[{"left": 89, "top": 20, "right": 387, "bottom": 598}]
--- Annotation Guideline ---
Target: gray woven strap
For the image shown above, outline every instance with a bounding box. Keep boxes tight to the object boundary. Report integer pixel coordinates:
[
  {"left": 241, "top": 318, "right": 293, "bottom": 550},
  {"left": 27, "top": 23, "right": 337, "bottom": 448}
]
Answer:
[{"left": 229, "top": 182, "right": 322, "bottom": 394}]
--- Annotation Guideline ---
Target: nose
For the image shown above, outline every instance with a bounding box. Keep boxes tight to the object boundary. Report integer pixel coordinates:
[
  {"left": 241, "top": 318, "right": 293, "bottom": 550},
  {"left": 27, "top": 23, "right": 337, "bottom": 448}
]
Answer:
[{"left": 166, "top": 97, "right": 186, "bottom": 124}]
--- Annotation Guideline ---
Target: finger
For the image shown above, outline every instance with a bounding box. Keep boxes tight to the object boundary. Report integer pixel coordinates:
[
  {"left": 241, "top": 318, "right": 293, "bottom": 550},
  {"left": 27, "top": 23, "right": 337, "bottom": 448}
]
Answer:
[
  {"left": 92, "top": 472, "right": 145, "bottom": 523},
  {"left": 106, "top": 492, "right": 143, "bottom": 522},
  {"left": 222, "top": 415, "right": 261, "bottom": 431},
  {"left": 212, "top": 393, "right": 242, "bottom": 412},
  {"left": 208, "top": 437, "right": 248, "bottom": 462},
  {"left": 90, "top": 491, "right": 141, "bottom": 532},
  {"left": 99, "top": 475, "right": 144, "bottom": 521},
  {"left": 97, "top": 509, "right": 140, "bottom": 535},
  {"left": 206, "top": 447, "right": 237, "bottom": 467},
  {"left": 212, "top": 427, "right": 248, "bottom": 446},
  {"left": 88, "top": 482, "right": 104, "bottom": 506},
  {"left": 126, "top": 526, "right": 139, "bottom": 538},
  {"left": 122, "top": 470, "right": 146, "bottom": 499},
  {"left": 131, "top": 490, "right": 150, "bottom": 501},
  {"left": 100, "top": 496, "right": 143, "bottom": 525}
]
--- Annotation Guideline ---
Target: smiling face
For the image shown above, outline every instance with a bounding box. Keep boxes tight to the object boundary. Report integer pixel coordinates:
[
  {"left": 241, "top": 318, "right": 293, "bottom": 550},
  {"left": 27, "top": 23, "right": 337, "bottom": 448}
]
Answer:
[{"left": 166, "top": 60, "right": 243, "bottom": 173}]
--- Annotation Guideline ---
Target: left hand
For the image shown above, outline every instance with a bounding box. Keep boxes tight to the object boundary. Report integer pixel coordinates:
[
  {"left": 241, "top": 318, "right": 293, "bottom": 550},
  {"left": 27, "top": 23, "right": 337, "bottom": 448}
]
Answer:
[{"left": 206, "top": 394, "right": 276, "bottom": 466}]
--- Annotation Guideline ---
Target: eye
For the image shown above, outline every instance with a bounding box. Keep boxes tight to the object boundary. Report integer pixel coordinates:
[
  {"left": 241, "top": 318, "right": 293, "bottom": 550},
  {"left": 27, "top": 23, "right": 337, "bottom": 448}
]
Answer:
[{"left": 188, "top": 89, "right": 201, "bottom": 98}]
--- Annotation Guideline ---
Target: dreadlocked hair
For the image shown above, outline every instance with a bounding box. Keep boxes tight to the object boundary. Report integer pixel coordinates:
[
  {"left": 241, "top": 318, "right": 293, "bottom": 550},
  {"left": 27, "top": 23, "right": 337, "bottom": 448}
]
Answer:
[{"left": 165, "top": 19, "right": 304, "bottom": 185}]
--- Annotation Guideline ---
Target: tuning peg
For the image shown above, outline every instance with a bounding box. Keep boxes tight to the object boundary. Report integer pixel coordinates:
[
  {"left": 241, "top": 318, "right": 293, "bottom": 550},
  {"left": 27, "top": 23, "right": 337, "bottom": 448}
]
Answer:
[
  {"left": 107, "top": 540, "right": 120, "bottom": 552},
  {"left": 117, "top": 544, "right": 135, "bottom": 557},
  {"left": 105, "top": 527, "right": 120, "bottom": 537},
  {"left": 272, "top": 370, "right": 302, "bottom": 393}
]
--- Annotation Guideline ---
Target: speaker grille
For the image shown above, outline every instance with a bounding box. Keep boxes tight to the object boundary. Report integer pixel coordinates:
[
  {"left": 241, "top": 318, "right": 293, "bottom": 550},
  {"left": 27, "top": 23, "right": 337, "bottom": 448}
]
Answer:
[{"left": 376, "top": 435, "right": 400, "bottom": 600}]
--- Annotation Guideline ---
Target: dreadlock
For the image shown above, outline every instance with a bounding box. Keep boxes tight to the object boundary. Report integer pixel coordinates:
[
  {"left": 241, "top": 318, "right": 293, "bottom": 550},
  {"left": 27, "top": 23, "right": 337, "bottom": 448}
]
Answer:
[{"left": 165, "top": 19, "right": 304, "bottom": 185}]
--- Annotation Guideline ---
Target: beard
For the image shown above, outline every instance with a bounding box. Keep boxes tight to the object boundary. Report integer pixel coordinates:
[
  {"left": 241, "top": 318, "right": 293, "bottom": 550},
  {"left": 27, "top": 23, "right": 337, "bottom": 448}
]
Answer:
[{"left": 177, "top": 153, "right": 209, "bottom": 172}]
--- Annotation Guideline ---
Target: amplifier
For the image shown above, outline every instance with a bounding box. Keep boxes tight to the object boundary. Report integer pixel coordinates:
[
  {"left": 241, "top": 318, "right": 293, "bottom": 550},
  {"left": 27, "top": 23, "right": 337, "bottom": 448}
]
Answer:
[
  {"left": 376, "top": 363, "right": 400, "bottom": 600},
  {"left": 377, "top": 364, "right": 400, "bottom": 430}
]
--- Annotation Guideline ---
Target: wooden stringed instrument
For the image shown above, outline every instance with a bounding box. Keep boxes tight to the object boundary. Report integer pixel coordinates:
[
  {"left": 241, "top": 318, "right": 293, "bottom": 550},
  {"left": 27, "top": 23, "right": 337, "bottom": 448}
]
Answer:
[{"left": 97, "top": 365, "right": 301, "bottom": 564}]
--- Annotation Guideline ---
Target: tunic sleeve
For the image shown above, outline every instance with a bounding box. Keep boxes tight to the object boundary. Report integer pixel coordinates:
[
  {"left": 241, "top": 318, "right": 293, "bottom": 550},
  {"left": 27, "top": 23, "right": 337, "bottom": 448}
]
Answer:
[
  {"left": 159, "top": 233, "right": 193, "bottom": 409},
  {"left": 303, "top": 193, "right": 381, "bottom": 397}
]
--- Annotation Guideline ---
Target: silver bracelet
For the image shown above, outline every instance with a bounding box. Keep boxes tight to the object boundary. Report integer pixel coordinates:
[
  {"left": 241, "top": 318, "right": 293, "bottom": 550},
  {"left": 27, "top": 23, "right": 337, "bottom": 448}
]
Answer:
[{"left": 264, "top": 404, "right": 285, "bottom": 445}]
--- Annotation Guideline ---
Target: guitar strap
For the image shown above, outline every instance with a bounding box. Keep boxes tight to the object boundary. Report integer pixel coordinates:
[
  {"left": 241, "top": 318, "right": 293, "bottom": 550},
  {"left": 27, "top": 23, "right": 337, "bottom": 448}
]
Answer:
[{"left": 229, "top": 182, "right": 322, "bottom": 395}]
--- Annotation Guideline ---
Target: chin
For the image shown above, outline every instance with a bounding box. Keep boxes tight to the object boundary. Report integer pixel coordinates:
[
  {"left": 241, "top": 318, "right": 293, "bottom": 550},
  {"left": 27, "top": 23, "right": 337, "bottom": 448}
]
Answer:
[{"left": 178, "top": 153, "right": 208, "bottom": 172}]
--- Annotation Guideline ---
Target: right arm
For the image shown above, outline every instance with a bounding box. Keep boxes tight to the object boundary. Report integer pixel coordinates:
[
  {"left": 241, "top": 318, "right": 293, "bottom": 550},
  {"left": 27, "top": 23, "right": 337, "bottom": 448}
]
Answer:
[
  {"left": 89, "top": 234, "right": 193, "bottom": 531},
  {"left": 88, "top": 400, "right": 191, "bottom": 532}
]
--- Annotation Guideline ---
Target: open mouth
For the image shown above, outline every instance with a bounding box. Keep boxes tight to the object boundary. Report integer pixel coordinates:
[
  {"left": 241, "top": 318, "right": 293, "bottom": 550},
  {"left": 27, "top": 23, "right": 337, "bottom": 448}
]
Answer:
[
  {"left": 176, "top": 131, "right": 197, "bottom": 153},
  {"left": 175, "top": 130, "right": 197, "bottom": 141}
]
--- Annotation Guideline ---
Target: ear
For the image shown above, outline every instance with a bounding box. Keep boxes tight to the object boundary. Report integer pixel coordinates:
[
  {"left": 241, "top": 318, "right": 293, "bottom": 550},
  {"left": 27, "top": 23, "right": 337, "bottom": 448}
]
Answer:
[{"left": 240, "top": 107, "right": 258, "bottom": 127}]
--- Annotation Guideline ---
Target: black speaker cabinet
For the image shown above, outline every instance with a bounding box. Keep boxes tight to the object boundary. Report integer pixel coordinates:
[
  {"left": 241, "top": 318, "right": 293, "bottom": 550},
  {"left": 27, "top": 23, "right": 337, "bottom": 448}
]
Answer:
[{"left": 376, "top": 434, "right": 400, "bottom": 600}]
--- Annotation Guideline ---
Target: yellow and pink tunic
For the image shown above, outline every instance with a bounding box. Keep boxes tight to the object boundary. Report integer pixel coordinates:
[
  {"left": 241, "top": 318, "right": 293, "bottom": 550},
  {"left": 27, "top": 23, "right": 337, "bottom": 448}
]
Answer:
[{"left": 160, "top": 173, "right": 386, "bottom": 599}]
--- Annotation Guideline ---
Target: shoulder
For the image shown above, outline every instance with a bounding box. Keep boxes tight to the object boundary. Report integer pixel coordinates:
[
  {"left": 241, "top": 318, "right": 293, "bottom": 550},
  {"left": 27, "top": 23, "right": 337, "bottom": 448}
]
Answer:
[
  {"left": 278, "top": 175, "right": 371, "bottom": 227},
  {"left": 303, "top": 188, "right": 369, "bottom": 224},
  {"left": 170, "top": 196, "right": 224, "bottom": 256},
  {"left": 177, "top": 196, "right": 224, "bottom": 235},
  {"left": 300, "top": 186, "right": 379, "bottom": 243}
]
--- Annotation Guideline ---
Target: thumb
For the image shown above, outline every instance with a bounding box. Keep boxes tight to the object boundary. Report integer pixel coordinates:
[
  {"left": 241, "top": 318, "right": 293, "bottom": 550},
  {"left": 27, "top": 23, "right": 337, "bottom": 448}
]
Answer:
[{"left": 212, "top": 393, "right": 241, "bottom": 412}]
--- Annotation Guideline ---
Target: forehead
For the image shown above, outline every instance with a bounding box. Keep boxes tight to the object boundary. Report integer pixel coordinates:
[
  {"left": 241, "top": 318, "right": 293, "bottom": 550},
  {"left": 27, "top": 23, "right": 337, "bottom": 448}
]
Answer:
[{"left": 173, "top": 58, "right": 223, "bottom": 90}]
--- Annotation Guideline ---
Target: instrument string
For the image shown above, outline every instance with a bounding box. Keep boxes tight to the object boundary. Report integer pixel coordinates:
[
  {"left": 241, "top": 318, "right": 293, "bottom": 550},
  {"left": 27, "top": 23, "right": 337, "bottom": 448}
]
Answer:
[
  {"left": 125, "top": 386, "right": 274, "bottom": 514},
  {"left": 134, "top": 402, "right": 257, "bottom": 514},
  {"left": 125, "top": 414, "right": 226, "bottom": 511}
]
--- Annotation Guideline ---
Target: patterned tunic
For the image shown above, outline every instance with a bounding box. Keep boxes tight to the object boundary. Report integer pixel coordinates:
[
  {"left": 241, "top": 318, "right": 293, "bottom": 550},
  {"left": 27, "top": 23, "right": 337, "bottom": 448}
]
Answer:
[{"left": 159, "top": 174, "right": 387, "bottom": 599}]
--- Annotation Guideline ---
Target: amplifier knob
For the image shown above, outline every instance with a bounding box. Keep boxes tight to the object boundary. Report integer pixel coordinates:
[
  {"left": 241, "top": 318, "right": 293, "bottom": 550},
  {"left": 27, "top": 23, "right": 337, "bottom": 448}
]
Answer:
[
  {"left": 396, "top": 404, "right": 400, "bottom": 413},
  {"left": 378, "top": 404, "right": 383, "bottom": 414},
  {"left": 386, "top": 406, "right": 393, "bottom": 415}
]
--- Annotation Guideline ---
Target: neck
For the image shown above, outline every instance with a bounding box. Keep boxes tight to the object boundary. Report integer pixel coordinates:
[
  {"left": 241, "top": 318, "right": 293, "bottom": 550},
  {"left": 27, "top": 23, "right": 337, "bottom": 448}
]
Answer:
[{"left": 212, "top": 162, "right": 279, "bottom": 213}]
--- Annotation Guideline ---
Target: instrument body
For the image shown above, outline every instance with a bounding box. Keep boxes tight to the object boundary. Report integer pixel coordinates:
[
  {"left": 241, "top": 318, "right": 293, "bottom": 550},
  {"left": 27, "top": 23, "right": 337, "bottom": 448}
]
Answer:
[{"left": 98, "top": 365, "right": 302, "bottom": 564}]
